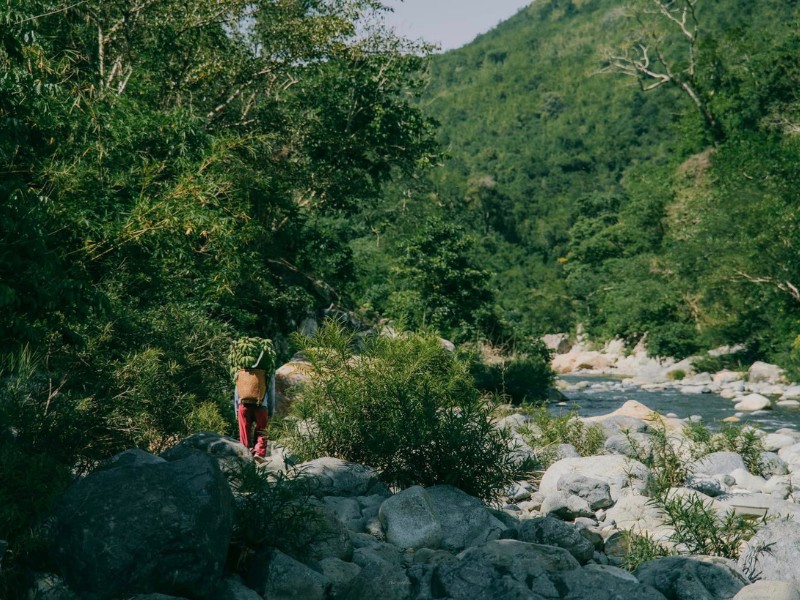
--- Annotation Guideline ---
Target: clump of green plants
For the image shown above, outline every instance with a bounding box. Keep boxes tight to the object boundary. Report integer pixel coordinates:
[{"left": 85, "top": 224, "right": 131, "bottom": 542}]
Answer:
[
  {"left": 227, "top": 461, "right": 320, "bottom": 570},
  {"left": 684, "top": 420, "right": 765, "bottom": 476},
  {"left": 691, "top": 350, "right": 751, "bottom": 376},
  {"left": 618, "top": 416, "right": 768, "bottom": 570},
  {"left": 620, "top": 530, "right": 674, "bottom": 571},
  {"left": 279, "top": 320, "right": 531, "bottom": 502},
  {"left": 624, "top": 418, "right": 691, "bottom": 497},
  {"left": 656, "top": 491, "right": 765, "bottom": 559},
  {"left": 519, "top": 408, "right": 606, "bottom": 469},
  {"left": 667, "top": 369, "right": 686, "bottom": 381}
]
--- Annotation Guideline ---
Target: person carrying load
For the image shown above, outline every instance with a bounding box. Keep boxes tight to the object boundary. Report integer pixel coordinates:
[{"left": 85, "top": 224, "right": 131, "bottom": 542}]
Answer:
[{"left": 229, "top": 337, "right": 276, "bottom": 459}]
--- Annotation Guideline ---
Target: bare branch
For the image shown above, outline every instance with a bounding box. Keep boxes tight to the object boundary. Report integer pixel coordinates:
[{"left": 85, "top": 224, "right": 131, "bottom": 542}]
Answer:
[{"left": 734, "top": 271, "right": 800, "bottom": 304}]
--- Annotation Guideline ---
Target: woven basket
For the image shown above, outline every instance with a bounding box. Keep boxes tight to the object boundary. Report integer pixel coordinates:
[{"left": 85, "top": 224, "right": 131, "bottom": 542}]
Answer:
[{"left": 236, "top": 368, "right": 267, "bottom": 403}]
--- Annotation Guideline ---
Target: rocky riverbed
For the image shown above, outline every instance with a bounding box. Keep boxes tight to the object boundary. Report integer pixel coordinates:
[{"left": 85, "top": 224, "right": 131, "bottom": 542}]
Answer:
[{"left": 27, "top": 398, "right": 800, "bottom": 600}]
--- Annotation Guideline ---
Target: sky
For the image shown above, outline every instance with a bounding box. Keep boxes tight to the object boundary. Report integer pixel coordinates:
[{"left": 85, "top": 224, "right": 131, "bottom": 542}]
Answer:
[{"left": 382, "top": 0, "right": 532, "bottom": 52}]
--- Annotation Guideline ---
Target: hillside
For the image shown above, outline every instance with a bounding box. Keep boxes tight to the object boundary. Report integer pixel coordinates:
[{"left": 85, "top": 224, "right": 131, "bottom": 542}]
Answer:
[{"left": 358, "top": 0, "right": 800, "bottom": 365}]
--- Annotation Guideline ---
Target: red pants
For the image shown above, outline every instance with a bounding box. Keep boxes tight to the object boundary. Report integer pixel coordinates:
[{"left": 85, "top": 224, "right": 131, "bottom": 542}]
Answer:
[{"left": 237, "top": 403, "right": 269, "bottom": 457}]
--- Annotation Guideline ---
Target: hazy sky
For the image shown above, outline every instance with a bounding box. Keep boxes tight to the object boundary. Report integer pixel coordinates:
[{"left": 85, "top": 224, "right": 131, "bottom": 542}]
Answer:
[{"left": 382, "top": 0, "right": 532, "bottom": 52}]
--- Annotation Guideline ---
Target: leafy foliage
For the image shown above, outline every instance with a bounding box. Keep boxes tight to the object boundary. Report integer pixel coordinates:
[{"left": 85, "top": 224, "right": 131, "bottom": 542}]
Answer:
[
  {"left": 280, "top": 320, "right": 531, "bottom": 501},
  {"left": 519, "top": 408, "right": 605, "bottom": 470}
]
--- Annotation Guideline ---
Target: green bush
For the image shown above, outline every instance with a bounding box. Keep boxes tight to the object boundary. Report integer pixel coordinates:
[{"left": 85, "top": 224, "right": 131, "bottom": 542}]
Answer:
[
  {"left": 519, "top": 408, "right": 606, "bottom": 470},
  {"left": 279, "top": 320, "right": 531, "bottom": 502},
  {"left": 683, "top": 420, "right": 765, "bottom": 476},
  {"left": 0, "top": 347, "right": 99, "bottom": 593},
  {"left": 227, "top": 461, "right": 320, "bottom": 570},
  {"left": 667, "top": 369, "right": 686, "bottom": 381}
]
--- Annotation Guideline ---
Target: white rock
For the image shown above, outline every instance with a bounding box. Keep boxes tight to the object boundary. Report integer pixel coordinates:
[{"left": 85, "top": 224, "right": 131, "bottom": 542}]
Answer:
[
  {"left": 749, "top": 361, "right": 786, "bottom": 384},
  {"left": 734, "top": 393, "right": 771, "bottom": 411},
  {"left": 763, "top": 433, "right": 798, "bottom": 452},
  {"left": 539, "top": 455, "right": 650, "bottom": 501}
]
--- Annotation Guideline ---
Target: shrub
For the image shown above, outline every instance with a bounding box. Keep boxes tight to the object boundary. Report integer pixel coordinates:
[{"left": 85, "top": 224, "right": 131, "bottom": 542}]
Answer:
[
  {"left": 620, "top": 530, "right": 674, "bottom": 571},
  {"left": 684, "top": 420, "right": 765, "bottom": 476},
  {"left": 279, "top": 320, "right": 531, "bottom": 502},
  {"left": 519, "top": 408, "right": 606, "bottom": 469},
  {"left": 0, "top": 346, "right": 99, "bottom": 594},
  {"left": 657, "top": 492, "right": 764, "bottom": 558},
  {"left": 227, "top": 461, "right": 320, "bottom": 570},
  {"left": 667, "top": 369, "right": 686, "bottom": 381}
]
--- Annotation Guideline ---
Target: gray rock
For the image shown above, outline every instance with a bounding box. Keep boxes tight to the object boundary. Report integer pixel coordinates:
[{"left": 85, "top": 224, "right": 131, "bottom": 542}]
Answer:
[
  {"left": 298, "top": 457, "right": 384, "bottom": 497},
  {"left": 427, "top": 485, "right": 505, "bottom": 552},
  {"left": 540, "top": 455, "right": 650, "bottom": 501},
  {"left": 246, "top": 548, "right": 331, "bottom": 600},
  {"left": 352, "top": 543, "right": 404, "bottom": 569},
  {"left": 717, "top": 493, "right": 800, "bottom": 521},
  {"left": 759, "top": 452, "right": 789, "bottom": 477},
  {"left": 604, "top": 490, "right": 666, "bottom": 533},
  {"left": 748, "top": 361, "right": 785, "bottom": 384},
  {"left": 378, "top": 486, "right": 441, "bottom": 549},
  {"left": 99, "top": 448, "right": 167, "bottom": 470},
  {"left": 304, "top": 509, "right": 354, "bottom": 562},
  {"left": 557, "top": 474, "right": 614, "bottom": 510},
  {"left": 51, "top": 451, "right": 233, "bottom": 599},
  {"left": 541, "top": 490, "right": 594, "bottom": 520},
  {"left": 547, "top": 567, "right": 668, "bottom": 599},
  {"left": 214, "top": 575, "right": 263, "bottom": 600},
  {"left": 431, "top": 540, "right": 579, "bottom": 600},
  {"left": 738, "top": 520, "right": 800, "bottom": 585},
  {"left": 605, "top": 432, "right": 654, "bottom": 460},
  {"left": 159, "top": 432, "right": 252, "bottom": 472},
  {"left": 517, "top": 516, "right": 595, "bottom": 564},
  {"left": 691, "top": 452, "right": 748, "bottom": 478},
  {"left": 733, "top": 580, "right": 800, "bottom": 600},
  {"left": 343, "top": 557, "right": 411, "bottom": 600},
  {"left": 319, "top": 557, "right": 361, "bottom": 599},
  {"left": 595, "top": 415, "right": 649, "bottom": 437},
  {"left": 762, "top": 434, "right": 798, "bottom": 452},
  {"left": 24, "top": 573, "right": 79, "bottom": 600},
  {"left": 323, "top": 495, "right": 366, "bottom": 533},
  {"left": 686, "top": 475, "right": 726, "bottom": 497},
  {"left": 735, "top": 394, "right": 772, "bottom": 412},
  {"left": 634, "top": 555, "right": 748, "bottom": 600},
  {"left": 406, "top": 549, "right": 458, "bottom": 600}
]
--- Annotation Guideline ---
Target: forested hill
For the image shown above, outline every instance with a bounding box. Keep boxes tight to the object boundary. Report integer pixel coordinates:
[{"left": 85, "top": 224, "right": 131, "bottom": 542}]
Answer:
[{"left": 360, "top": 0, "right": 800, "bottom": 369}]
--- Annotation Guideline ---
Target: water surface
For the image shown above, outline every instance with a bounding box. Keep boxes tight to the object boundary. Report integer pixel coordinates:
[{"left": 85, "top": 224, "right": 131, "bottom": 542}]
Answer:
[{"left": 553, "top": 375, "right": 800, "bottom": 433}]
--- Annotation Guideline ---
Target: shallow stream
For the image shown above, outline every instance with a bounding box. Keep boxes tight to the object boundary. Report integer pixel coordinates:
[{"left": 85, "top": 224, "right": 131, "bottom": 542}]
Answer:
[{"left": 554, "top": 375, "right": 800, "bottom": 433}]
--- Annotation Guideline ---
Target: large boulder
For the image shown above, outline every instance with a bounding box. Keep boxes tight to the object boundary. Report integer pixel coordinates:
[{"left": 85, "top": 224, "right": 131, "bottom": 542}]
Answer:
[
  {"left": 246, "top": 548, "right": 331, "bottom": 600},
  {"left": 634, "top": 555, "right": 748, "bottom": 600},
  {"left": 379, "top": 486, "right": 442, "bottom": 549},
  {"left": 738, "top": 520, "right": 800, "bottom": 585},
  {"left": 274, "top": 356, "right": 314, "bottom": 415},
  {"left": 50, "top": 451, "right": 234, "bottom": 599},
  {"left": 160, "top": 432, "right": 253, "bottom": 475},
  {"left": 734, "top": 394, "right": 772, "bottom": 412},
  {"left": 298, "top": 457, "right": 385, "bottom": 497},
  {"left": 539, "top": 455, "right": 650, "bottom": 501},
  {"left": 733, "top": 581, "right": 800, "bottom": 600},
  {"left": 430, "top": 540, "right": 579, "bottom": 600},
  {"left": 690, "top": 452, "right": 748, "bottom": 478},
  {"left": 431, "top": 540, "right": 663, "bottom": 600},
  {"left": 748, "top": 361, "right": 786, "bottom": 384},
  {"left": 604, "top": 490, "right": 668, "bottom": 534},
  {"left": 426, "top": 485, "right": 506, "bottom": 552},
  {"left": 517, "top": 517, "right": 594, "bottom": 564},
  {"left": 557, "top": 474, "right": 614, "bottom": 510},
  {"left": 542, "top": 333, "right": 572, "bottom": 354}
]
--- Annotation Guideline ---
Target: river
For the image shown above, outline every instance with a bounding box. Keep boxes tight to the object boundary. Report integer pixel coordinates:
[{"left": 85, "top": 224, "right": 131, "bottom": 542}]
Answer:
[{"left": 553, "top": 375, "right": 800, "bottom": 432}]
